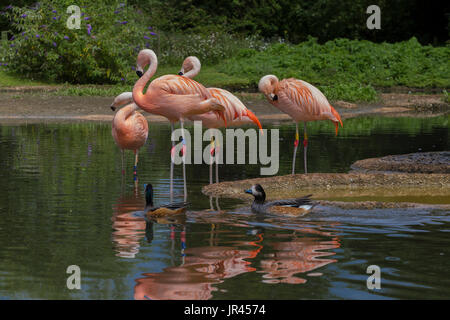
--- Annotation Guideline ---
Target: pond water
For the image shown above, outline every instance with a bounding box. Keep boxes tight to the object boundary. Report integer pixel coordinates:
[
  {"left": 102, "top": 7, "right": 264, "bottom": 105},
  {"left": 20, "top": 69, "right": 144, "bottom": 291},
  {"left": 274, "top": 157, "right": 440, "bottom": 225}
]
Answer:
[{"left": 0, "top": 115, "right": 449, "bottom": 299}]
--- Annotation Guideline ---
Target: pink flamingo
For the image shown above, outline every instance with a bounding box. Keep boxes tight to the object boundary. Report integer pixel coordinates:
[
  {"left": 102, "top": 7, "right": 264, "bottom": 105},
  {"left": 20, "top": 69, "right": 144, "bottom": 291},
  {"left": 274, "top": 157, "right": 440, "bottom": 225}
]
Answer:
[
  {"left": 132, "top": 49, "right": 225, "bottom": 201},
  {"left": 110, "top": 92, "right": 149, "bottom": 176},
  {"left": 178, "top": 56, "right": 263, "bottom": 184},
  {"left": 258, "top": 75, "right": 343, "bottom": 174}
]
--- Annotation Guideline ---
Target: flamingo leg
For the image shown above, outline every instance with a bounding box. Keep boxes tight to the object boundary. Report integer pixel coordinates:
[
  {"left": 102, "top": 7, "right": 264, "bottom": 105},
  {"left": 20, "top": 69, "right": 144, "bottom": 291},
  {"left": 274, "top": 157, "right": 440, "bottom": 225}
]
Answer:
[
  {"left": 292, "top": 122, "right": 299, "bottom": 175},
  {"left": 133, "top": 150, "right": 138, "bottom": 180},
  {"left": 215, "top": 197, "right": 221, "bottom": 212},
  {"left": 303, "top": 121, "right": 308, "bottom": 174},
  {"left": 170, "top": 122, "right": 174, "bottom": 203},
  {"left": 181, "top": 226, "right": 186, "bottom": 266},
  {"left": 180, "top": 120, "right": 187, "bottom": 202},
  {"left": 209, "top": 136, "right": 214, "bottom": 185},
  {"left": 215, "top": 138, "right": 219, "bottom": 184},
  {"left": 121, "top": 149, "right": 125, "bottom": 176},
  {"left": 209, "top": 195, "right": 214, "bottom": 211}
]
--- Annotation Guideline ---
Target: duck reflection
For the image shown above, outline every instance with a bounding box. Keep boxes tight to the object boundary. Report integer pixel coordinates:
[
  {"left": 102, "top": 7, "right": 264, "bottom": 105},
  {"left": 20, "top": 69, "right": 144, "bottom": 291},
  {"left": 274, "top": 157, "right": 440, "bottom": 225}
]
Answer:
[{"left": 112, "top": 179, "right": 187, "bottom": 257}]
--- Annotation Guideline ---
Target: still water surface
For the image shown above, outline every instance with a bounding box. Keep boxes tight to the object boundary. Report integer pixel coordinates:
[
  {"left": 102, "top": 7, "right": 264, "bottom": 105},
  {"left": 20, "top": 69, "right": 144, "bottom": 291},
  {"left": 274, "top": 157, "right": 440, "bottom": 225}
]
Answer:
[{"left": 0, "top": 115, "right": 449, "bottom": 299}]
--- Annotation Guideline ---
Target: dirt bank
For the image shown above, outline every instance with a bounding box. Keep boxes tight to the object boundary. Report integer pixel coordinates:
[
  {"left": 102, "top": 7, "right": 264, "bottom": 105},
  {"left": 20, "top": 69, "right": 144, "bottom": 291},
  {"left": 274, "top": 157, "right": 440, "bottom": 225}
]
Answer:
[
  {"left": 351, "top": 151, "right": 450, "bottom": 174},
  {"left": 0, "top": 89, "right": 448, "bottom": 124},
  {"left": 202, "top": 172, "right": 450, "bottom": 207}
]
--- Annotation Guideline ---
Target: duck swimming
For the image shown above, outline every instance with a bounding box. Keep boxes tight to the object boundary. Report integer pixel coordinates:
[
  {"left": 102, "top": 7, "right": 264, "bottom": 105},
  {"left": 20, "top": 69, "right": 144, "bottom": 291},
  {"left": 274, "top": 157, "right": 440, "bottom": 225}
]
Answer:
[
  {"left": 144, "top": 184, "right": 189, "bottom": 218},
  {"left": 244, "top": 184, "right": 316, "bottom": 216}
]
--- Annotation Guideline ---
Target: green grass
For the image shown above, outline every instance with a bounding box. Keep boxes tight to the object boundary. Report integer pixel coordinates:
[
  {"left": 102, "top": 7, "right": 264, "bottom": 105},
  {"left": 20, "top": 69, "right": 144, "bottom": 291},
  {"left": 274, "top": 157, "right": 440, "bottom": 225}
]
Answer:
[
  {"left": 217, "top": 37, "right": 450, "bottom": 101},
  {"left": 0, "top": 70, "right": 54, "bottom": 87},
  {"left": 2, "top": 37, "right": 449, "bottom": 103},
  {"left": 443, "top": 90, "right": 450, "bottom": 104}
]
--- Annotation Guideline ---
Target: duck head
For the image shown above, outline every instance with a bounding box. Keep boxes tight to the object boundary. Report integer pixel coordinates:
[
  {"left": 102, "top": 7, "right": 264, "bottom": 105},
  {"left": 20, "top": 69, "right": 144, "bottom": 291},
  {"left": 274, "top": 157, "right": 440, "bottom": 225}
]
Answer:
[
  {"left": 144, "top": 183, "right": 154, "bottom": 208},
  {"left": 244, "top": 184, "right": 266, "bottom": 204}
]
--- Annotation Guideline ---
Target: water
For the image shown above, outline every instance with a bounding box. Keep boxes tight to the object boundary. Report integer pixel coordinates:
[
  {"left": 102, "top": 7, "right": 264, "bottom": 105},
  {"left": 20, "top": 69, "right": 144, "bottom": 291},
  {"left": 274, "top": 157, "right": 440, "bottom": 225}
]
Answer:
[{"left": 0, "top": 115, "right": 449, "bottom": 299}]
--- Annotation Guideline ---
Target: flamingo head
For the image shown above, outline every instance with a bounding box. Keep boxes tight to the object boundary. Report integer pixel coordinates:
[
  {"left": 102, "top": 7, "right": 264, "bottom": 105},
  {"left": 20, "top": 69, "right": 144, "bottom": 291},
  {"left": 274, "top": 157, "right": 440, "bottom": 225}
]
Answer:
[
  {"left": 136, "top": 49, "right": 157, "bottom": 78},
  {"left": 110, "top": 92, "right": 133, "bottom": 111},
  {"left": 179, "top": 56, "right": 201, "bottom": 78},
  {"left": 258, "top": 75, "right": 279, "bottom": 102}
]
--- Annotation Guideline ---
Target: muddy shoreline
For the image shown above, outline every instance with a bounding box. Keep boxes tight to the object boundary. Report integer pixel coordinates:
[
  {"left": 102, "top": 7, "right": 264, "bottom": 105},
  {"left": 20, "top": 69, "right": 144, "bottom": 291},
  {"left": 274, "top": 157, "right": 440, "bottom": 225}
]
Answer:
[
  {"left": 202, "top": 172, "right": 450, "bottom": 209},
  {"left": 0, "top": 90, "right": 448, "bottom": 124},
  {"left": 351, "top": 151, "right": 450, "bottom": 174}
]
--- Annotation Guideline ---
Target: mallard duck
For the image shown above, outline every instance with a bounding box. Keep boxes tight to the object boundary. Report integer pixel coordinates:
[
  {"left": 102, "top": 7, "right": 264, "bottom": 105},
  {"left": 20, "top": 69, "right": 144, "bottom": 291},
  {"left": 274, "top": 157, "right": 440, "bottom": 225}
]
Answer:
[
  {"left": 144, "top": 184, "right": 189, "bottom": 218},
  {"left": 244, "top": 184, "right": 316, "bottom": 216}
]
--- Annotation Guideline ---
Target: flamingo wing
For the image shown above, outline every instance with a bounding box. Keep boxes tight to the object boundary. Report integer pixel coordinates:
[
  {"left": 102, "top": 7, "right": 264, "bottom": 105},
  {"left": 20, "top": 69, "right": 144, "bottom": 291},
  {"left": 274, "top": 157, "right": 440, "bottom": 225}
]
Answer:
[
  {"left": 276, "top": 78, "right": 343, "bottom": 133},
  {"left": 154, "top": 75, "right": 212, "bottom": 99},
  {"left": 208, "top": 88, "right": 262, "bottom": 130}
]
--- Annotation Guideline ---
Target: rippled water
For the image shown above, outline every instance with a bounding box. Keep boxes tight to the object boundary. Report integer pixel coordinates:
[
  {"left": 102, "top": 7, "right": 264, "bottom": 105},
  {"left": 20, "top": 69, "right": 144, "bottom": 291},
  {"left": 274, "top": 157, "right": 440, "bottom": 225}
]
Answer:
[{"left": 0, "top": 115, "right": 449, "bottom": 299}]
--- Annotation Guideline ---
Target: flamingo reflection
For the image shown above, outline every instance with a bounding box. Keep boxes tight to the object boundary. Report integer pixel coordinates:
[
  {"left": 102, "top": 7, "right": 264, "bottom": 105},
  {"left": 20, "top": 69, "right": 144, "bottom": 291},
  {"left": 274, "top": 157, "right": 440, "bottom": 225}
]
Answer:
[
  {"left": 134, "top": 232, "right": 264, "bottom": 300},
  {"left": 111, "top": 181, "right": 147, "bottom": 258},
  {"left": 111, "top": 180, "right": 186, "bottom": 258},
  {"left": 258, "top": 234, "right": 340, "bottom": 284}
]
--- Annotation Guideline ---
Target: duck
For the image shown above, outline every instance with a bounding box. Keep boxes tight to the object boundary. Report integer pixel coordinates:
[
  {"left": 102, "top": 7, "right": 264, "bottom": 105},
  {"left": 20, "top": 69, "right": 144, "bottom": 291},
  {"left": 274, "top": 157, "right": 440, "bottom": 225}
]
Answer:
[
  {"left": 144, "top": 184, "right": 189, "bottom": 218},
  {"left": 244, "top": 184, "right": 316, "bottom": 216}
]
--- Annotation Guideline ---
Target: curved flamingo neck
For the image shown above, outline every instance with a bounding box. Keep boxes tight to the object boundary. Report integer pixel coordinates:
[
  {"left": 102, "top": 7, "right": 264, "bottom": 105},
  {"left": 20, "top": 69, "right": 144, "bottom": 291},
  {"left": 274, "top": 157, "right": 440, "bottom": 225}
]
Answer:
[
  {"left": 114, "top": 92, "right": 133, "bottom": 107},
  {"left": 183, "top": 57, "right": 201, "bottom": 79},
  {"left": 114, "top": 104, "right": 139, "bottom": 127},
  {"left": 132, "top": 51, "right": 158, "bottom": 111},
  {"left": 268, "top": 75, "right": 279, "bottom": 90}
]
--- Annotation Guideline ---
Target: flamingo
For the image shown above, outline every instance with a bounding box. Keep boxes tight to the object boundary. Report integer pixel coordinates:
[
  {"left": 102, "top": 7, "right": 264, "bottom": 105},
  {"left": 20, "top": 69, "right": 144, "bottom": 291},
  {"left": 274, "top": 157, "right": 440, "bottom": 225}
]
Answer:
[
  {"left": 110, "top": 92, "right": 149, "bottom": 176},
  {"left": 258, "top": 75, "right": 343, "bottom": 174},
  {"left": 132, "top": 49, "right": 226, "bottom": 201},
  {"left": 178, "top": 56, "right": 263, "bottom": 184}
]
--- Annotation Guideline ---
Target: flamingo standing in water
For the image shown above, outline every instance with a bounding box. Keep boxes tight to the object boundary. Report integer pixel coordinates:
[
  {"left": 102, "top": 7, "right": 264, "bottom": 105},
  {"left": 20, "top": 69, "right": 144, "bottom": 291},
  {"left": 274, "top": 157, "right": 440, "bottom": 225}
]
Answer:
[
  {"left": 110, "top": 92, "right": 149, "bottom": 176},
  {"left": 132, "top": 49, "right": 225, "bottom": 201},
  {"left": 178, "top": 56, "right": 263, "bottom": 184},
  {"left": 258, "top": 75, "right": 343, "bottom": 174}
]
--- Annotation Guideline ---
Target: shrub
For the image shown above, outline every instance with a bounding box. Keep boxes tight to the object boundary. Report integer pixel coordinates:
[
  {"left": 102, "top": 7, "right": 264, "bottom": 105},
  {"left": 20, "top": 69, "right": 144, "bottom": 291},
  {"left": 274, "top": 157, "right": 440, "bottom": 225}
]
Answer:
[
  {"left": 157, "top": 32, "right": 268, "bottom": 65},
  {"left": 218, "top": 37, "right": 450, "bottom": 89},
  {"left": 0, "top": 0, "right": 157, "bottom": 84}
]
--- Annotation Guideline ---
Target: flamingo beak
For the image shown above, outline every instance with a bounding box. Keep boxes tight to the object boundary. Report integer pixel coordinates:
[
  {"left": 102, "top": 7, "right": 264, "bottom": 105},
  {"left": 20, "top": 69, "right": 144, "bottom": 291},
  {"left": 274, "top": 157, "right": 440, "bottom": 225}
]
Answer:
[
  {"left": 136, "top": 70, "right": 143, "bottom": 78},
  {"left": 178, "top": 71, "right": 184, "bottom": 76},
  {"left": 110, "top": 105, "right": 116, "bottom": 111}
]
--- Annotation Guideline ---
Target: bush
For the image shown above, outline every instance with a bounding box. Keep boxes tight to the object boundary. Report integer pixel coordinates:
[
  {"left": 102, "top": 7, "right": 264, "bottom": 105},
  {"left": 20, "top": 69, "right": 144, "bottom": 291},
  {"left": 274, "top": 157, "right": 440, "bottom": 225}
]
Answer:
[
  {"left": 0, "top": 0, "right": 158, "bottom": 84},
  {"left": 157, "top": 32, "right": 268, "bottom": 65},
  {"left": 218, "top": 37, "right": 450, "bottom": 89}
]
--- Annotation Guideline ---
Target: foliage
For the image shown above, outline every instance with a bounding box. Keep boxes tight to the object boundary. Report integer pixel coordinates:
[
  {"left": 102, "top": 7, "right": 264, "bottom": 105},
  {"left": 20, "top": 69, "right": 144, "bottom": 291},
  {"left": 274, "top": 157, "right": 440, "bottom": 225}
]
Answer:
[
  {"left": 218, "top": 37, "right": 450, "bottom": 90},
  {"left": 443, "top": 90, "right": 450, "bottom": 103},
  {"left": 136, "top": 0, "right": 449, "bottom": 45},
  {"left": 0, "top": 0, "right": 157, "bottom": 84},
  {"left": 157, "top": 32, "right": 268, "bottom": 65}
]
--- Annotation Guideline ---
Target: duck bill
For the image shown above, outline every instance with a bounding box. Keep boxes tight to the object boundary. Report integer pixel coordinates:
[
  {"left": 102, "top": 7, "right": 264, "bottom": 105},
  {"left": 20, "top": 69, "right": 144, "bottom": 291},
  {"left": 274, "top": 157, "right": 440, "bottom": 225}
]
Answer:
[{"left": 244, "top": 189, "right": 252, "bottom": 194}]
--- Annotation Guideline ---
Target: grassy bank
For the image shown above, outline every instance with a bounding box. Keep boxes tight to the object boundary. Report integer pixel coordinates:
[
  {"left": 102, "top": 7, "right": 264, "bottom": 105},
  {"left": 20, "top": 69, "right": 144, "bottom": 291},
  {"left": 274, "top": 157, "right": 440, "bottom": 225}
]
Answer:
[
  {"left": 217, "top": 37, "right": 450, "bottom": 94},
  {"left": 1, "top": 38, "right": 449, "bottom": 103}
]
